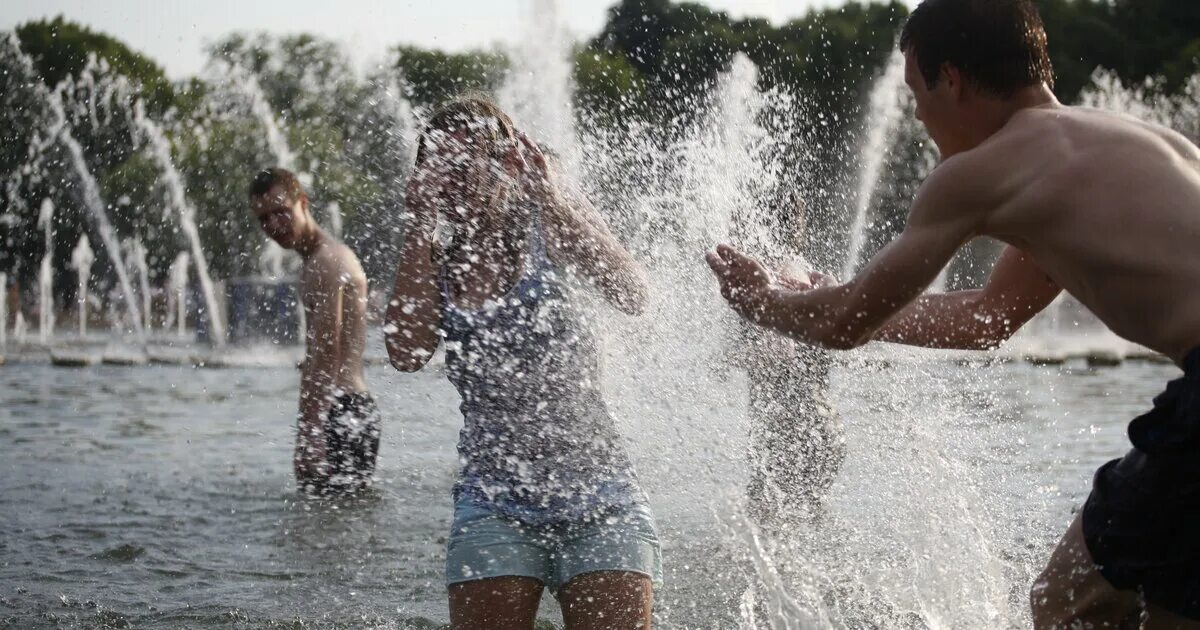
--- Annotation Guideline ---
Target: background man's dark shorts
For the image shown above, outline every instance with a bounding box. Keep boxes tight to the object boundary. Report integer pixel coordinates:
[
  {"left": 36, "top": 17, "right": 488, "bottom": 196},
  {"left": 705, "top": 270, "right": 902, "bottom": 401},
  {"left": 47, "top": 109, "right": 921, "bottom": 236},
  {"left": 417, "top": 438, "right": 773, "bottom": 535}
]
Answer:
[{"left": 310, "top": 392, "right": 380, "bottom": 497}]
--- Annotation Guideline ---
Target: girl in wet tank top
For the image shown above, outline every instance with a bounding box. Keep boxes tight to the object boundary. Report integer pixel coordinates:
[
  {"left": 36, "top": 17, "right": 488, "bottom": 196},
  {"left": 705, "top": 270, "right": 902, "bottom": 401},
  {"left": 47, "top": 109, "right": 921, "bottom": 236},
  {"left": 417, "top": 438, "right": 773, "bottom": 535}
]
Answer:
[{"left": 384, "top": 96, "right": 661, "bottom": 630}]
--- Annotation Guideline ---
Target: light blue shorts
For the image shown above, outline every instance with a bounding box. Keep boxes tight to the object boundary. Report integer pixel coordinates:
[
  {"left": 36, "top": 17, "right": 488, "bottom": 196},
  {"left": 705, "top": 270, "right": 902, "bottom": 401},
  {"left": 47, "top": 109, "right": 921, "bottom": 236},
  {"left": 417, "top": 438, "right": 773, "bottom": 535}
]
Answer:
[{"left": 445, "top": 496, "right": 663, "bottom": 594}]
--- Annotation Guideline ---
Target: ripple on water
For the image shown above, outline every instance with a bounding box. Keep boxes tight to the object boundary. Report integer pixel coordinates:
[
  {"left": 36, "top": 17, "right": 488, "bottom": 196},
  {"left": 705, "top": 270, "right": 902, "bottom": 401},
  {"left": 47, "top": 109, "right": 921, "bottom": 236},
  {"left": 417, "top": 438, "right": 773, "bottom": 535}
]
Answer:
[
  {"left": 88, "top": 544, "right": 146, "bottom": 563},
  {"left": 114, "top": 419, "right": 163, "bottom": 438}
]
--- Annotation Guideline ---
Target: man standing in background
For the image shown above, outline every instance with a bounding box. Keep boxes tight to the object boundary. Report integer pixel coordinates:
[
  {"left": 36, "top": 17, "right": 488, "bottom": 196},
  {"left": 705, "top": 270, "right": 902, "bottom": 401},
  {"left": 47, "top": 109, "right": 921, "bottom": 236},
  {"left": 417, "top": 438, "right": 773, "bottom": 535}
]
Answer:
[{"left": 250, "top": 167, "right": 379, "bottom": 496}]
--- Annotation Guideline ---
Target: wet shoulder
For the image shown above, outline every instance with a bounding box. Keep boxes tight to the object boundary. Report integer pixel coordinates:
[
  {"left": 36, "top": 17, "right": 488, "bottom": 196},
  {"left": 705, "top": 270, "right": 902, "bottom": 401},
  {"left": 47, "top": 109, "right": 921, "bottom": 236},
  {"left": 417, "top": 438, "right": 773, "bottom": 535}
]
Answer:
[{"left": 306, "top": 238, "right": 366, "bottom": 294}]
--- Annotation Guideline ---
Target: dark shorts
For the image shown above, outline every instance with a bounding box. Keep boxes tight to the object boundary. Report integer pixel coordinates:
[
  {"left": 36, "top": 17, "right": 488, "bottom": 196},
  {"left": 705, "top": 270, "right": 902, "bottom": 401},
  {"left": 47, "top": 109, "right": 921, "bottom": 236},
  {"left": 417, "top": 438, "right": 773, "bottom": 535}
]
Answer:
[
  {"left": 1082, "top": 348, "right": 1200, "bottom": 618},
  {"left": 309, "top": 392, "right": 381, "bottom": 497}
]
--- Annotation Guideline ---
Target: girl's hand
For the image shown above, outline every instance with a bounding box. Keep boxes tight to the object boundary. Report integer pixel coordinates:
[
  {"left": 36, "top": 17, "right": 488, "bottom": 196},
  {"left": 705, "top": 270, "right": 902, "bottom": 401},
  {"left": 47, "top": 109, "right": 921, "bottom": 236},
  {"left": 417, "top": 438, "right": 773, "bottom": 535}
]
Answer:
[{"left": 515, "top": 131, "right": 554, "bottom": 202}]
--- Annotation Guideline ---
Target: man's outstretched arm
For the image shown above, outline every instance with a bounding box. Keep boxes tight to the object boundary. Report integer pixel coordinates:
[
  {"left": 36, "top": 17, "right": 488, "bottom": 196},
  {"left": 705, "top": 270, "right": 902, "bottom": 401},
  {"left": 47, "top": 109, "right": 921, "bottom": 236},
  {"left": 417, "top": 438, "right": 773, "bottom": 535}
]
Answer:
[
  {"left": 708, "top": 161, "right": 986, "bottom": 350},
  {"left": 873, "top": 246, "right": 1062, "bottom": 350}
]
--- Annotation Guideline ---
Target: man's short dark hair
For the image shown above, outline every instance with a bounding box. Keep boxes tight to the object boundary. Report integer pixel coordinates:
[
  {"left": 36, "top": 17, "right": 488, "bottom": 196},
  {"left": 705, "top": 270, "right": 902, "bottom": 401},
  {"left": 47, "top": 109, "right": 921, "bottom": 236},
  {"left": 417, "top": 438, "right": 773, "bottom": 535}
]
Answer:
[
  {"left": 899, "top": 0, "right": 1054, "bottom": 98},
  {"left": 249, "top": 167, "right": 304, "bottom": 201}
]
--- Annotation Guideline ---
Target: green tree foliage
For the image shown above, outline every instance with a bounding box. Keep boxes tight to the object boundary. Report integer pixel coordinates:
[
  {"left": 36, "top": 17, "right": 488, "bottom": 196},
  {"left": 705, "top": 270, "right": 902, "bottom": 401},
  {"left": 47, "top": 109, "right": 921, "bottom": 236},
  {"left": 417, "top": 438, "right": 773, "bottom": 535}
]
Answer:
[
  {"left": 392, "top": 45, "right": 507, "bottom": 108},
  {"left": 1036, "top": 0, "right": 1200, "bottom": 102},
  {"left": 591, "top": 1, "right": 907, "bottom": 116},
  {"left": 15, "top": 16, "right": 174, "bottom": 112},
  {"left": 3, "top": 1, "right": 1198, "bottom": 299},
  {"left": 574, "top": 50, "right": 645, "bottom": 122}
]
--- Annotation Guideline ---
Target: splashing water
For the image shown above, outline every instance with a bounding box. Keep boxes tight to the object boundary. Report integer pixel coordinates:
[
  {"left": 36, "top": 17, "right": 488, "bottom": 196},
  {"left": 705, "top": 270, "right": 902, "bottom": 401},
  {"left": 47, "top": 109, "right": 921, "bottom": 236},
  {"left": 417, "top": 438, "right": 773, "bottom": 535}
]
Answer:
[
  {"left": 531, "top": 36, "right": 1045, "bottom": 626},
  {"left": 1080, "top": 69, "right": 1173, "bottom": 127},
  {"left": 843, "top": 49, "right": 907, "bottom": 280},
  {"left": 499, "top": 0, "right": 580, "bottom": 174},
  {"left": 3, "top": 8, "right": 1194, "bottom": 627}
]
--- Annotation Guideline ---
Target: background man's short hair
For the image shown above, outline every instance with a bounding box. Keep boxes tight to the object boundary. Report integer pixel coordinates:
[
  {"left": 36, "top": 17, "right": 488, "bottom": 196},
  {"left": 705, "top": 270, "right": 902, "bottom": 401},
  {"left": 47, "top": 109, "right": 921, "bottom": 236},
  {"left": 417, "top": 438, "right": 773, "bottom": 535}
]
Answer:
[
  {"left": 900, "top": 0, "right": 1055, "bottom": 98},
  {"left": 249, "top": 167, "right": 305, "bottom": 201}
]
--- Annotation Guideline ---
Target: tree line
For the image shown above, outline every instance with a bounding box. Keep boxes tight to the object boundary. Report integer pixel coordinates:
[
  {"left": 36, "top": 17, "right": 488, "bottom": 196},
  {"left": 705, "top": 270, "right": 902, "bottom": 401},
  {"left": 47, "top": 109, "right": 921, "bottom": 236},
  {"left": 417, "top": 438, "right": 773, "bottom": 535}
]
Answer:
[{"left": 1, "top": 1, "right": 1197, "bottom": 307}]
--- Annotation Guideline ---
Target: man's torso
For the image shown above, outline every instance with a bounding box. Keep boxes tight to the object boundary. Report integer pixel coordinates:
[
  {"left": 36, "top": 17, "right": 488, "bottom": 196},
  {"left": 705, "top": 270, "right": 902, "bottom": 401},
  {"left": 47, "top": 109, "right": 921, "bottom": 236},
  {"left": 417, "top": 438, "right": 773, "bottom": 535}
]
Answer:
[
  {"left": 301, "top": 236, "right": 368, "bottom": 393},
  {"left": 972, "top": 105, "right": 1200, "bottom": 362}
]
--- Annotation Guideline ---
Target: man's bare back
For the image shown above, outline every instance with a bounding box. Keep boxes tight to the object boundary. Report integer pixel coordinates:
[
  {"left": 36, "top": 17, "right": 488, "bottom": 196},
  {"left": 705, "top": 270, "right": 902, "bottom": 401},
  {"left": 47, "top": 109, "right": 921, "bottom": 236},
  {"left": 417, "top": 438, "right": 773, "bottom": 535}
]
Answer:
[{"left": 962, "top": 105, "right": 1200, "bottom": 363}]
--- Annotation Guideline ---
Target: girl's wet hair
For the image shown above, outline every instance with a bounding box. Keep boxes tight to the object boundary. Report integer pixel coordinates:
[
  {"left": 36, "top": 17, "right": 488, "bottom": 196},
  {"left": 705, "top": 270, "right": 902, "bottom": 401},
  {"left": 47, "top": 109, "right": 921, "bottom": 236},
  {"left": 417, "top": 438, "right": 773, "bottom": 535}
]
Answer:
[{"left": 415, "top": 95, "right": 517, "bottom": 166}]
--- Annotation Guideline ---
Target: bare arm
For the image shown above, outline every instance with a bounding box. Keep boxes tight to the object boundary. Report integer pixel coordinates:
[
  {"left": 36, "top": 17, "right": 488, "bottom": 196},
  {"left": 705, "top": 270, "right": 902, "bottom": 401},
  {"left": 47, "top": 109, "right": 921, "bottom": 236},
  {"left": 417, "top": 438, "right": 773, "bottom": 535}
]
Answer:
[
  {"left": 296, "top": 263, "right": 343, "bottom": 482},
  {"left": 708, "top": 162, "right": 986, "bottom": 349},
  {"left": 874, "top": 246, "right": 1061, "bottom": 350},
  {"left": 543, "top": 190, "right": 650, "bottom": 315},
  {"left": 342, "top": 267, "right": 369, "bottom": 365},
  {"left": 518, "top": 134, "right": 649, "bottom": 316},
  {"left": 384, "top": 174, "right": 443, "bottom": 372}
]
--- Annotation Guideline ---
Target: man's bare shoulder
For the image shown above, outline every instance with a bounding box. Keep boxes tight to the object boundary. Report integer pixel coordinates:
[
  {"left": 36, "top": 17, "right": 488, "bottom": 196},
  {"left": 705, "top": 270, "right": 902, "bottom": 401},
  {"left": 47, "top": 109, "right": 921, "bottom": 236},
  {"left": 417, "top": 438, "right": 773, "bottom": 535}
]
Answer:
[
  {"left": 307, "top": 235, "right": 367, "bottom": 291},
  {"left": 910, "top": 146, "right": 1008, "bottom": 222},
  {"left": 914, "top": 108, "right": 1079, "bottom": 221}
]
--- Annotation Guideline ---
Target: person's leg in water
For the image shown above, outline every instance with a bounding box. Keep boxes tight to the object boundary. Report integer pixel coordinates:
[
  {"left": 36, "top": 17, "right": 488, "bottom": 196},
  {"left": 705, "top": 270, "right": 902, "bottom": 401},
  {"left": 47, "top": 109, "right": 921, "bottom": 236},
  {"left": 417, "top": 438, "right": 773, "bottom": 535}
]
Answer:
[
  {"left": 554, "top": 501, "right": 660, "bottom": 629},
  {"left": 446, "top": 497, "right": 555, "bottom": 629},
  {"left": 559, "top": 571, "right": 653, "bottom": 630},
  {"left": 1031, "top": 513, "right": 1141, "bottom": 628},
  {"left": 1031, "top": 513, "right": 1200, "bottom": 629},
  {"left": 450, "top": 577, "right": 544, "bottom": 630},
  {"left": 746, "top": 349, "right": 845, "bottom": 527}
]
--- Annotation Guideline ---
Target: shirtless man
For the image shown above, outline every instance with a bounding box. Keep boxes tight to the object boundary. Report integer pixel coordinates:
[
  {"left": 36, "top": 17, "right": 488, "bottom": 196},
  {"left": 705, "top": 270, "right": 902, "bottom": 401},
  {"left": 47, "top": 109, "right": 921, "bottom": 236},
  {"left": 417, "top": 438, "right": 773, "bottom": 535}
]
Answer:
[
  {"left": 249, "top": 168, "right": 378, "bottom": 497},
  {"left": 707, "top": 0, "right": 1200, "bottom": 625}
]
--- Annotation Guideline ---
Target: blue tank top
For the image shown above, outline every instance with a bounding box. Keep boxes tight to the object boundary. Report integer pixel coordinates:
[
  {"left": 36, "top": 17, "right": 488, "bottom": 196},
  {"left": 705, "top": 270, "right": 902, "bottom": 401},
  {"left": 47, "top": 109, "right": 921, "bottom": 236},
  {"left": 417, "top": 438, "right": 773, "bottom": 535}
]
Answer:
[{"left": 439, "top": 209, "right": 645, "bottom": 525}]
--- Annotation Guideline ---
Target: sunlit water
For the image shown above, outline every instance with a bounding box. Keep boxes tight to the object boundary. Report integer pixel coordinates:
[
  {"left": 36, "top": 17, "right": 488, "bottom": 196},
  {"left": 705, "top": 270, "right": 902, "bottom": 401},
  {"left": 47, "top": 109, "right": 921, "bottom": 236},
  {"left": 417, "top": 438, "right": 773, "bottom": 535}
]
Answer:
[{"left": 0, "top": 347, "right": 1177, "bottom": 629}]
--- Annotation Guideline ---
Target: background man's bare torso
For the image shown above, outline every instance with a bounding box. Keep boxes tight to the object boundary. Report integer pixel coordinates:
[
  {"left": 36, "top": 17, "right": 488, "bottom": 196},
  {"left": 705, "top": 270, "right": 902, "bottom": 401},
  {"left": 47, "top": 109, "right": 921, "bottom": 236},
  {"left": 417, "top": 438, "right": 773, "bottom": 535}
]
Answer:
[{"left": 300, "top": 237, "right": 368, "bottom": 394}]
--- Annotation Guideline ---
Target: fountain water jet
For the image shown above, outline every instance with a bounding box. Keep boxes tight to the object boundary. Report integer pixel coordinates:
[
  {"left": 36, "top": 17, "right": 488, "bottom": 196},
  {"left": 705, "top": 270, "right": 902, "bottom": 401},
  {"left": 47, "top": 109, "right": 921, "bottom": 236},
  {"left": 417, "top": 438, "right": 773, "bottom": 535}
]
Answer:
[
  {"left": 499, "top": 0, "right": 580, "bottom": 174},
  {"left": 2, "top": 40, "right": 142, "bottom": 341},
  {"left": 13, "top": 311, "right": 27, "bottom": 346},
  {"left": 11, "top": 50, "right": 147, "bottom": 340},
  {"left": 327, "top": 201, "right": 343, "bottom": 240},
  {"left": 37, "top": 198, "right": 54, "bottom": 343},
  {"left": 0, "top": 272, "right": 7, "bottom": 349},
  {"left": 259, "top": 240, "right": 287, "bottom": 280},
  {"left": 223, "top": 63, "right": 297, "bottom": 171},
  {"left": 71, "top": 235, "right": 94, "bottom": 337},
  {"left": 125, "top": 239, "right": 152, "bottom": 334},
  {"left": 219, "top": 62, "right": 307, "bottom": 313},
  {"left": 167, "top": 252, "right": 190, "bottom": 339},
  {"left": 131, "top": 100, "right": 227, "bottom": 346},
  {"left": 32, "top": 60, "right": 147, "bottom": 339},
  {"left": 384, "top": 79, "right": 421, "bottom": 167},
  {"left": 842, "top": 49, "right": 906, "bottom": 279}
]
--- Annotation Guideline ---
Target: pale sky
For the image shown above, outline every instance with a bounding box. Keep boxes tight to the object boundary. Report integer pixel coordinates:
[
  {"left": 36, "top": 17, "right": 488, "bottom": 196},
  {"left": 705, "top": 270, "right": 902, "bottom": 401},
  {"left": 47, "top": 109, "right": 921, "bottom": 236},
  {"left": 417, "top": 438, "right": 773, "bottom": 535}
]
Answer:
[{"left": 0, "top": 0, "right": 906, "bottom": 79}]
